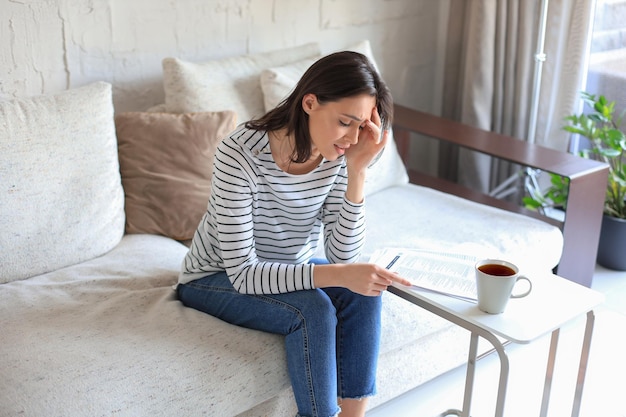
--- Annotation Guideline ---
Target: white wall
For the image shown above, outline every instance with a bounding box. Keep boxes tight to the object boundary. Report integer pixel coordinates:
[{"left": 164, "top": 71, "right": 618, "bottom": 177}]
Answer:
[{"left": 1, "top": 0, "right": 444, "bottom": 115}]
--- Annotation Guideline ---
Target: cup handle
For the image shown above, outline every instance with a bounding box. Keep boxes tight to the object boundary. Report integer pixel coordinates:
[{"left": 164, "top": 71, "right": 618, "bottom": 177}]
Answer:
[{"left": 510, "top": 275, "right": 532, "bottom": 298}]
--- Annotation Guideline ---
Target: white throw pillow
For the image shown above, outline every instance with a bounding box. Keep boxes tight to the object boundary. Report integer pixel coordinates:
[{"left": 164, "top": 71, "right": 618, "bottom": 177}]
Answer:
[
  {"left": 260, "top": 40, "right": 378, "bottom": 112},
  {"left": 260, "top": 40, "right": 408, "bottom": 197},
  {"left": 0, "top": 82, "right": 125, "bottom": 283},
  {"left": 260, "top": 57, "right": 317, "bottom": 112},
  {"left": 162, "top": 43, "right": 321, "bottom": 123},
  {"left": 362, "top": 137, "right": 409, "bottom": 197}
]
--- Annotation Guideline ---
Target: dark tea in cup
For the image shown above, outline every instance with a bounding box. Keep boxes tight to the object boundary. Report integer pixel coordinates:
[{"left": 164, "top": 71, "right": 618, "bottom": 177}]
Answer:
[{"left": 478, "top": 264, "right": 516, "bottom": 276}]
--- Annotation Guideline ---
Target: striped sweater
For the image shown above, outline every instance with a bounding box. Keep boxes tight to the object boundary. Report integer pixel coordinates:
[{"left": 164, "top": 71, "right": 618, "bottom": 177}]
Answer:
[{"left": 178, "top": 125, "right": 366, "bottom": 294}]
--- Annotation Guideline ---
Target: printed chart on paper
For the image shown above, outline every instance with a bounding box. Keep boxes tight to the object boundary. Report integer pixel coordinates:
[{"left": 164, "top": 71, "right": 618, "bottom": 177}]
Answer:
[{"left": 370, "top": 248, "right": 479, "bottom": 302}]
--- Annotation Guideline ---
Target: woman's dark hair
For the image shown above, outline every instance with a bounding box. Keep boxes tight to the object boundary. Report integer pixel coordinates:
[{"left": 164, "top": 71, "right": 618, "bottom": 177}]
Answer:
[{"left": 246, "top": 51, "right": 393, "bottom": 163}]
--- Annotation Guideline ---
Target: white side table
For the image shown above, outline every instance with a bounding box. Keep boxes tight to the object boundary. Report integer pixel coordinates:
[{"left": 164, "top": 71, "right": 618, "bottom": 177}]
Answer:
[{"left": 389, "top": 272, "right": 605, "bottom": 417}]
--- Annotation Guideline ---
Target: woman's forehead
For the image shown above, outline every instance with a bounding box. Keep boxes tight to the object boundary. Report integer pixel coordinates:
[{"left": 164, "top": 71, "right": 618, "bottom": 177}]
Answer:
[{"left": 327, "top": 95, "right": 376, "bottom": 118}]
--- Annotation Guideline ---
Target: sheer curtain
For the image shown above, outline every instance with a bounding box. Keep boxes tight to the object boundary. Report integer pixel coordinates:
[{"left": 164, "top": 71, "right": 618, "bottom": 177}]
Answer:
[{"left": 440, "top": 0, "right": 595, "bottom": 194}]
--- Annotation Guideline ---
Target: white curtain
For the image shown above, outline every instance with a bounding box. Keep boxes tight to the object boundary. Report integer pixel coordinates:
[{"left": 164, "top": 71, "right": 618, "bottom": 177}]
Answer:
[
  {"left": 440, "top": 0, "right": 595, "bottom": 194},
  {"left": 537, "top": 0, "right": 597, "bottom": 149}
]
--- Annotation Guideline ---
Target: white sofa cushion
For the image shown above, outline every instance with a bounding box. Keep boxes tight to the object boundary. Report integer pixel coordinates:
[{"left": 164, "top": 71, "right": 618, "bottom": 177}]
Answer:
[
  {"left": 0, "top": 235, "right": 291, "bottom": 416},
  {"left": 259, "top": 40, "right": 408, "bottom": 197},
  {"left": 0, "top": 82, "right": 125, "bottom": 284},
  {"left": 162, "top": 43, "right": 321, "bottom": 123},
  {"left": 362, "top": 184, "right": 564, "bottom": 275},
  {"left": 361, "top": 134, "right": 409, "bottom": 197}
]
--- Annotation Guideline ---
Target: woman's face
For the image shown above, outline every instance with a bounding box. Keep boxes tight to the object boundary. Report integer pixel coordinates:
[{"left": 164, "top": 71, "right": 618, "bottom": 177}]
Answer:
[{"left": 302, "top": 93, "right": 377, "bottom": 161}]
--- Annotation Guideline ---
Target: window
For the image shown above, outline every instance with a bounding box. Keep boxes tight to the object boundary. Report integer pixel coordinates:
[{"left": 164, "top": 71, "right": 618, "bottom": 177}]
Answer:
[{"left": 585, "top": 0, "right": 626, "bottom": 110}]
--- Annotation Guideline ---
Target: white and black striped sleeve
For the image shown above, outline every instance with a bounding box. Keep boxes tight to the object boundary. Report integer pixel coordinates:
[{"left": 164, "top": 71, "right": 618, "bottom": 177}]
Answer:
[
  {"left": 211, "top": 137, "right": 315, "bottom": 295},
  {"left": 321, "top": 172, "right": 366, "bottom": 264}
]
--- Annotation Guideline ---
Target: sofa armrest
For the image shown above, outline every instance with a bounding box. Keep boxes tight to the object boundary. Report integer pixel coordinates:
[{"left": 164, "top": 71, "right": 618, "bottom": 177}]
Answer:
[{"left": 392, "top": 103, "right": 609, "bottom": 287}]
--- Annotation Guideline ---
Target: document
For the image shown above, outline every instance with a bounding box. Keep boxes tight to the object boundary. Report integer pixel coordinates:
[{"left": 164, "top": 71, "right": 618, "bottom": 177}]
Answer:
[{"left": 370, "top": 248, "right": 478, "bottom": 302}]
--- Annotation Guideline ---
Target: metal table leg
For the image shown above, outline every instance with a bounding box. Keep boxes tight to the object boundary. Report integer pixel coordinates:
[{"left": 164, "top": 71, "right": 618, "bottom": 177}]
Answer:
[
  {"left": 539, "top": 310, "right": 596, "bottom": 417},
  {"left": 437, "top": 325, "right": 510, "bottom": 417},
  {"left": 572, "top": 310, "right": 595, "bottom": 417},
  {"left": 388, "top": 287, "right": 511, "bottom": 417},
  {"left": 540, "top": 329, "right": 560, "bottom": 417},
  {"left": 461, "top": 333, "right": 480, "bottom": 416}
]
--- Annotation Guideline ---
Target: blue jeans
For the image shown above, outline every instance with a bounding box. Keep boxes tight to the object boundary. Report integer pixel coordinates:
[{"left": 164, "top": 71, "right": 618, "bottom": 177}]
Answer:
[{"left": 176, "top": 263, "right": 382, "bottom": 417}]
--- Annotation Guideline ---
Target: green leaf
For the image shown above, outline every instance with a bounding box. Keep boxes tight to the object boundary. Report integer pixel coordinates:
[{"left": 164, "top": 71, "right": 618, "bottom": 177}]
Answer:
[
  {"left": 556, "top": 91, "right": 626, "bottom": 218},
  {"left": 522, "top": 197, "right": 543, "bottom": 210},
  {"left": 598, "top": 148, "right": 621, "bottom": 158}
]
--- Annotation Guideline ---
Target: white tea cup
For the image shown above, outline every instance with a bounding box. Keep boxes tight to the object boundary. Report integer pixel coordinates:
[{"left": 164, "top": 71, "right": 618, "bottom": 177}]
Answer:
[{"left": 475, "top": 259, "right": 532, "bottom": 314}]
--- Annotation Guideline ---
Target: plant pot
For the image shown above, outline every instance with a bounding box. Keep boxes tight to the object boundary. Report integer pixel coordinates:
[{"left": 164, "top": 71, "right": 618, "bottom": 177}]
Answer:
[{"left": 597, "top": 214, "right": 626, "bottom": 270}]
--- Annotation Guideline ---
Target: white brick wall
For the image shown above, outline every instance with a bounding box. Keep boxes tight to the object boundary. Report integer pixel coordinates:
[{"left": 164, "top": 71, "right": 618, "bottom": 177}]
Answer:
[{"left": 1, "top": 0, "right": 446, "bottom": 115}]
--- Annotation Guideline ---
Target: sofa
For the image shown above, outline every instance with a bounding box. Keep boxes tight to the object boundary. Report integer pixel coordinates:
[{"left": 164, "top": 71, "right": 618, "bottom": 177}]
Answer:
[{"left": 0, "top": 41, "right": 606, "bottom": 416}]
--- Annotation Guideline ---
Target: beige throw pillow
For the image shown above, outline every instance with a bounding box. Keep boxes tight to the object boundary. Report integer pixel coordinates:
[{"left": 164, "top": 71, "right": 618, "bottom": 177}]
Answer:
[
  {"left": 116, "top": 111, "right": 236, "bottom": 241},
  {"left": 161, "top": 42, "right": 321, "bottom": 123}
]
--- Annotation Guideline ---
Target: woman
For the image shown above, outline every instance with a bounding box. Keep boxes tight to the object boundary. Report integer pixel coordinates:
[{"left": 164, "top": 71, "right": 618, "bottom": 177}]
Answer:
[{"left": 177, "top": 51, "right": 410, "bottom": 417}]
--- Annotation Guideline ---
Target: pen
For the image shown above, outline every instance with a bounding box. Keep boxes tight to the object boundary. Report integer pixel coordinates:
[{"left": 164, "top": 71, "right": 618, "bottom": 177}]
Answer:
[{"left": 385, "top": 255, "right": 400, "bottom": 270}]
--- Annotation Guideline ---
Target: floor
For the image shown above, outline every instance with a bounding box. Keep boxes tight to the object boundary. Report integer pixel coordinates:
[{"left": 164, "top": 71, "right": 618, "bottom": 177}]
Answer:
[{"left": 367, "top": 264, "right": 626, "bottom": 417}]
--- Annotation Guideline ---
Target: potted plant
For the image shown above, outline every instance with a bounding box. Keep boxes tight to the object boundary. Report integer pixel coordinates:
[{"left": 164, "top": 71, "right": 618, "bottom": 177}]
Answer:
[{"left": 523, "top": 92, "right": 626, "bottom": 269}]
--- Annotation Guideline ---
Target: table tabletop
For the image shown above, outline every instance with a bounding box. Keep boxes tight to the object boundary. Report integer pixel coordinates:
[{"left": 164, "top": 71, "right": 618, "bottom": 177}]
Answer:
[{"left": 389, "top": 272, "right": 605, "bottom": 344}]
